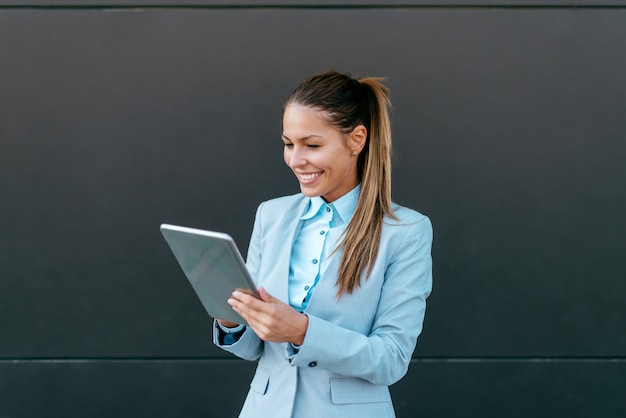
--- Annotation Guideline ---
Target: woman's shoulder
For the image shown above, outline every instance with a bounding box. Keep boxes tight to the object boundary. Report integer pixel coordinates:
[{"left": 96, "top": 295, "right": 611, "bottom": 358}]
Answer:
[
  {"left": 254, "top": 193, "right": 307, "bottom": 219},
  {"left": 382, "top": 203, "right": 433, "bottom": 246},
  {"left": 387, "top": 202, "right": 431, "bottom": 226},
  {"left": 259, "top": 192, "right": 306, "bottom": 208}
]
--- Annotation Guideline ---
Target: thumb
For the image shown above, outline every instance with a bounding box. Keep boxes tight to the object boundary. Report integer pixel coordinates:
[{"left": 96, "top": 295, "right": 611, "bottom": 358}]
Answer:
[{"left": 257, "top": 287, "right": 276, "bottom": 302}]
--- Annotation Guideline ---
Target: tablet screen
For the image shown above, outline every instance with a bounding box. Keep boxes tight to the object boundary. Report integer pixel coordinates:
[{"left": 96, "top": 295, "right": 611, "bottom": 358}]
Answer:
[{"left": 160, "top": 224, "right": 257, "bottom": 325}]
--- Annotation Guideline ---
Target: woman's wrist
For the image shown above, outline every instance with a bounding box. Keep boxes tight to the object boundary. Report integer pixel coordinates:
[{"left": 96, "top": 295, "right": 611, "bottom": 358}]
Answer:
[
  {"left": 217, "top": 319, "right": 242, "bottom": 329},
  {"left": 291, "top": 313, "right": 309, "bottom": 346},
  {"left": 218, "top": 322, "right": 244, "bottom": 331}
]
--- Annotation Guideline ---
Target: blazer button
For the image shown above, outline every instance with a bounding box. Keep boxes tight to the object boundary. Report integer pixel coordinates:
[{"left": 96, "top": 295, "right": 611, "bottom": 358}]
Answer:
[{"left": 308, "top": 361, "right": 317, "bottom": 368}]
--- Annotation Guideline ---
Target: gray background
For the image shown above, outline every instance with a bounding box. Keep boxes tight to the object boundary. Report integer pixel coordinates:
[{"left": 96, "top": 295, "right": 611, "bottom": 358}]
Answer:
[{"left": 1, "top": 1, "right": 625, "bottom": 417}]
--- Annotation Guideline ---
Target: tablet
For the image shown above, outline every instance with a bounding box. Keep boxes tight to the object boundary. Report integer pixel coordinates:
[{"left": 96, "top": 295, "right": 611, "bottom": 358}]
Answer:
[{"left": 160, "top": 224, "right": 258, "bottom": 326}]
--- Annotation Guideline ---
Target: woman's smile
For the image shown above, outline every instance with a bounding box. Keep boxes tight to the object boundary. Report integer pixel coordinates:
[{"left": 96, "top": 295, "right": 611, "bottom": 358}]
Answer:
[{"left": 297, "top": 171, "right": 323, "bottom": 183}]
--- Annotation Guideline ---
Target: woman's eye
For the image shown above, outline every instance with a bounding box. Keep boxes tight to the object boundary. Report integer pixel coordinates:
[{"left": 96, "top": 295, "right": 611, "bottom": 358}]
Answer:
[
  {"left": 306, "top": 144, "right": 319, "bottom": 149},
  {"left": 283, "top": 143, "right": 293, "bottom": 148}
]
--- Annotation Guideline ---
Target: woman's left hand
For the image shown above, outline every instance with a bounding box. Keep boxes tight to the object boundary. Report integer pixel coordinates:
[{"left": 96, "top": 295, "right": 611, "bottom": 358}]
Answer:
[{"left": 228, "top": 287, "right": 308, "bottom": 345}]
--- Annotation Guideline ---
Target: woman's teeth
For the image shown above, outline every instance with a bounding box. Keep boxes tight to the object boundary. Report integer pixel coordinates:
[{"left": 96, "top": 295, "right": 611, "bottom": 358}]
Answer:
[{"left": 301, "top": 173, "right": 321, "bottom": 181}]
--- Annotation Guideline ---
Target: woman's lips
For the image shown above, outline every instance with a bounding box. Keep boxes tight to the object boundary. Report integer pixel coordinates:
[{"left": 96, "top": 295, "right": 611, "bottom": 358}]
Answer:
[{"left": 298, "top": 172, "right": 322, "bottom": 183}]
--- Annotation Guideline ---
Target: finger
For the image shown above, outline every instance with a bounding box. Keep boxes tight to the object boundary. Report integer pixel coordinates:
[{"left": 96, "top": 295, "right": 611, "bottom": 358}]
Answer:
[
  {"left": 229, "top": 291, "right": 265, "bottom": 319},
  {"left": 231, "top": 289, "right": 260, "bottom": 304},
  {"left": 234, "top": 287, "right": 256, "bottom": 297},
  {"left": 257, "top": 287, "right": 276, "bottom": 302},
  {"left": 228, "top": 299, "right": 258, "bottom": 328}
]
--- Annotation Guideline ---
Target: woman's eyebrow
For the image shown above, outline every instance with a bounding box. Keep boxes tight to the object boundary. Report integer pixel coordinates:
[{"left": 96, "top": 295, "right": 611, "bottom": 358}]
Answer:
[{"left": 281, "top": 134, "right": 322, "bottom": 141}]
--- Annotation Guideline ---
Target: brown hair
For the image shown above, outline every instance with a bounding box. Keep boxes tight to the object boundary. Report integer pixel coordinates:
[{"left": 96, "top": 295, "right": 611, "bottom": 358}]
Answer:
[{"left": 284, "top": 71, "right": 397, "bottom": 296}]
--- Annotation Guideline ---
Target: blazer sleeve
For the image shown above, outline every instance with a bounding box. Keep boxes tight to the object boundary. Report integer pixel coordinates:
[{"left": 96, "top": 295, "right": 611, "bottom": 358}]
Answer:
[
  {"left": 288, "top": 216, "right": 433, "bottom": 386},
  {"left": 212, "top": 202, "right": 266, "bottom": 361}
]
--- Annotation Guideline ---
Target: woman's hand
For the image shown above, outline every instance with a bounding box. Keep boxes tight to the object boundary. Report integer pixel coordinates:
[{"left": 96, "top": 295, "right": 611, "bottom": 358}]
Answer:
[{"left": 228, "top": 287, "right": 308, "bottom": 345}]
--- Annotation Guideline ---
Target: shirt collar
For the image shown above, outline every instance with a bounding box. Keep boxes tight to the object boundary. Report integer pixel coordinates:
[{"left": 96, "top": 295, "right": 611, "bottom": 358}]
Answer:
[
  {"left": 300, "top": 196, "right": 326, "bottom": 221},
  {"left": 299, "top": 185, "right": 361, "bottom": 226}
]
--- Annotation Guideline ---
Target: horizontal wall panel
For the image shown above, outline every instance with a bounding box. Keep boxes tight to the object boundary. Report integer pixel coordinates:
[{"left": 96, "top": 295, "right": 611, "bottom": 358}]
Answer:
[
  {"left": 0, "top": 359, "right": 624, "bottom": 418},
  {"left": 2, "top": 1, "right": 626, "bottom": 7},
  {"left": 1, "top": 8, "right": 625, "bottom": 359},
  {"left": 0, "top": 360, "right": 255, "bottom": 418},
  {"left": 392, "top": 359, "right": 626, "bottom": 418}
]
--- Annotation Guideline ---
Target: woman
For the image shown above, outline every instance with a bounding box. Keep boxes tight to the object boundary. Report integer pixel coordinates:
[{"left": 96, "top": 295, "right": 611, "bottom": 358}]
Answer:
[{"left": 214, "top": 71, "right": 433, "bottom": 418}]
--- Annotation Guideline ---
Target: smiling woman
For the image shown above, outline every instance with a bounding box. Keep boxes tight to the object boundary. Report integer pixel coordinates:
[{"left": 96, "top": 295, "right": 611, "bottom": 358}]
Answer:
[{"left": 212, "top": 71, "right": 433, "bottom": 418}]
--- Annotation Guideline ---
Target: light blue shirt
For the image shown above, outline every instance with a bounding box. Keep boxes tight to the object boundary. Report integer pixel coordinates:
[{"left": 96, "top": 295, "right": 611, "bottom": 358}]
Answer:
[{"left": 288, "top": 185, "right": 360, "bottom": 311}]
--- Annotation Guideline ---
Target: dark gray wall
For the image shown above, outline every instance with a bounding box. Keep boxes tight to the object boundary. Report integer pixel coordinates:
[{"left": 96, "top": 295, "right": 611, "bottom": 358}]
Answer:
[{"left": 1, "top": 2, "right": 625, "bottom": 417}]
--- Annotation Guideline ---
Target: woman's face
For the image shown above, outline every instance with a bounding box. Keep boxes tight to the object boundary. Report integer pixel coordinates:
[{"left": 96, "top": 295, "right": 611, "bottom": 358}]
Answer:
[{"left": 282, "top": 104, "right": 365, "bottom": 203}]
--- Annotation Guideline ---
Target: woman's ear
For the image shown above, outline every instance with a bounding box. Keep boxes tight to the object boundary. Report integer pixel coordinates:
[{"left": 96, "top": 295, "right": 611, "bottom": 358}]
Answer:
[{"left": 349, "top": 125, "right": 367, "bottom": 154}]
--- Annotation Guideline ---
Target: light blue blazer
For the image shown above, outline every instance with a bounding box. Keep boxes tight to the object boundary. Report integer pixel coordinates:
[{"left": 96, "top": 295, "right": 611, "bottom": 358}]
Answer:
[{"left": 213, "top": 193, "right": 433, "bottom": 418}]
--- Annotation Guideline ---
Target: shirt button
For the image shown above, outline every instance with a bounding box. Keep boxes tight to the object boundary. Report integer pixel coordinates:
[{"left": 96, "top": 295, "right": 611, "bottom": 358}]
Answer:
[
  {"left": 320, "top": 231, "right": 325, "bottom": 235},
  {"left": 312, "top": 259, "right": 318, "bottom": 264},
  {"left": 308, "top": 361, "right": 317, "bottom": 367},
  {"left": 304, "top": 285, "right": 310, "bottom": 290},
  {"left": 326, "top": 207, "right": 331, "bottom": 212}
]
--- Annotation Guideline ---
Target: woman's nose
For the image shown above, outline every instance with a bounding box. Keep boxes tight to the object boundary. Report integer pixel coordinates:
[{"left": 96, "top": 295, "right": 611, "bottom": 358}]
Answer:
[{"left": 288, "top": 147, "right": 305, "bottom": 167}]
